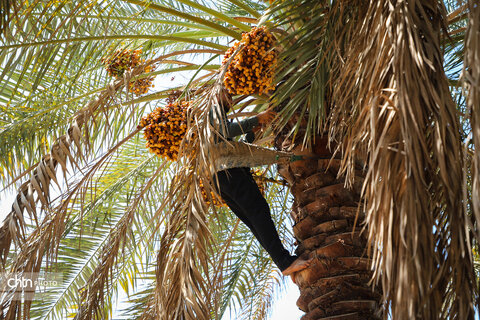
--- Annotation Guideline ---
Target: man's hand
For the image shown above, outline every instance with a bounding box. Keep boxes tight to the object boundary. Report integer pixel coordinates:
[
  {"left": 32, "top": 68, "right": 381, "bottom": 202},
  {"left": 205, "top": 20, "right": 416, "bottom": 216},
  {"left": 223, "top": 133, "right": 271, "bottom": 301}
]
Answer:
[{"left": 256, "top": 109, "right": 277, "bottom": 126}]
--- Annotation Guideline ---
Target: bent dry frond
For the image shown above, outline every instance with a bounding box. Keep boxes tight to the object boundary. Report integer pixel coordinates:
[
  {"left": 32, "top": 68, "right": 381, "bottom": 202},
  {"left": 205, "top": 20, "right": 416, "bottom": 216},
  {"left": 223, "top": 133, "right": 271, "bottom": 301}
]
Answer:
[
  {"left": 463, "top": 0, "right": 480, "bottom": 240},
  {"left": 328, "top": 1, "right": 476, "bottom": 318}
]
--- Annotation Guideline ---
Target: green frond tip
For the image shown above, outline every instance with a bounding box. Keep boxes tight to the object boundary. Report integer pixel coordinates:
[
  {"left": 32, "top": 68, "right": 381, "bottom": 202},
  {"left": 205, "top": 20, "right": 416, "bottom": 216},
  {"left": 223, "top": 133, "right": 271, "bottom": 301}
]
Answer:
[
  {"left": 224, "top": 0, "right": 261, "bottom": 19},
  {"left": 175, "top": 0, "right": 252, "bottom": 32},
  {"left": 124, "top": 0, "right": 243, "bottom": 40}
]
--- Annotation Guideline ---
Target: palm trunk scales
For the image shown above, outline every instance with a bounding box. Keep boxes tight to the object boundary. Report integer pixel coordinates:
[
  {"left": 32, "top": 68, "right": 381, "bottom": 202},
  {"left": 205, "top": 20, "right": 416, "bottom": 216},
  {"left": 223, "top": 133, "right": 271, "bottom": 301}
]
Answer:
[{"left": 275, "top": 131, "right": 382, "bottom": 320}]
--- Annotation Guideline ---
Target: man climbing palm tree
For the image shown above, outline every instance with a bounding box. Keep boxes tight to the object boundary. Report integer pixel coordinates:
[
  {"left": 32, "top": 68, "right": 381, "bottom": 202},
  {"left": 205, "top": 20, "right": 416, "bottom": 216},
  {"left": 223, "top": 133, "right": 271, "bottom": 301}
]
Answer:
[{"left": 211, "top": 93, "right": 312, "bottom": 280}]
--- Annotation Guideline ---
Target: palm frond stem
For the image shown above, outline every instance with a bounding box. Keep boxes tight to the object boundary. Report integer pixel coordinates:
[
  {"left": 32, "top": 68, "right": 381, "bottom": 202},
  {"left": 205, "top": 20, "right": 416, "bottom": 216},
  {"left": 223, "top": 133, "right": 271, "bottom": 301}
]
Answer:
[{"left": 0, "top": 35, "right": 228, "bottom": 51}]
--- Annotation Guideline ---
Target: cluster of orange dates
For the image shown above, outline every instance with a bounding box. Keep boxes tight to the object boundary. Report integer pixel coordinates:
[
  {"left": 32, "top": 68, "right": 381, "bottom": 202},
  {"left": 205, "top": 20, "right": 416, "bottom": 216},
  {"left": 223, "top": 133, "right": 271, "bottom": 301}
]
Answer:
[
  {"left": 139, "top": 101, "right": 190, "bottom": 161},
  {"left": 223, "top": 26, "right": 277, "bottom": 95}
]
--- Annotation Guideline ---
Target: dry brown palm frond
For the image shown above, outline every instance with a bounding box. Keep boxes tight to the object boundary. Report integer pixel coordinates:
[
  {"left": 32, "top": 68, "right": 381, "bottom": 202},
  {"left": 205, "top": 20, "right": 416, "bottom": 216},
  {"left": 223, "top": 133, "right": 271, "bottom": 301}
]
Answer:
[
  {"left": 0, "top": 129, "right": 141, "bottom": 320},
  {"left": 152, "top": 69, "right": 265, "bottom": 318},
  {"left": 0, "top": 199, "right": 72, "bottom": 320},
  {"left": 447, "top": 2, "right": 469, "bottom": 22},
  {"left": 139, "top": 221, "right": 242, "bottom": 320},
  {"left": 0, "top": 112, "right": 86, "bottom": 268},
  {"left": 74, "top": 164, "right": 164, "bottom": 320},
  {"left": 463, "top": 0, "right": 480, "bottom": 240},
  {"left": 329, "top": 0, "right": 476, "bottom": 318},
  {"left": 154, "top": 167, "right": 214, "bottom": 320},
  {"left": 153, "top": 80, "right": 221, "bottom": 319},
  {"left": 138, "top": 296, "right": 156, "bottom": 320}
]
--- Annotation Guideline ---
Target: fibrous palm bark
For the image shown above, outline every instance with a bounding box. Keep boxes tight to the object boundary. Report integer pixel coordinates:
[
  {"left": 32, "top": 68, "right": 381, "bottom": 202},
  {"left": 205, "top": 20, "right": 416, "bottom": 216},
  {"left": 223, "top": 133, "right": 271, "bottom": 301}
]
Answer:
[{"left": 275, "top": 120, "right": 382, "bottom": 320}]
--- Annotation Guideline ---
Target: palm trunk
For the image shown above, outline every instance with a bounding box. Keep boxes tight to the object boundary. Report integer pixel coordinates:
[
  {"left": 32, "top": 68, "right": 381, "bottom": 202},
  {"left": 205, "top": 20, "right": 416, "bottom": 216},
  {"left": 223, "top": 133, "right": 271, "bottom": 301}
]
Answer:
[{"left": 275, "top": 131, "right": 382, "bottom": 319}]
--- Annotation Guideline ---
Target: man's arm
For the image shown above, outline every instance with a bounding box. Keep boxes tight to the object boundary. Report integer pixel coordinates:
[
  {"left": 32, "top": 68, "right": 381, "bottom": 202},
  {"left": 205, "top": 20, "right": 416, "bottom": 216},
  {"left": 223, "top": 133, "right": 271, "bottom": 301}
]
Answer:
[
  {"left": 225, "top": 109, "right": 277, "bottom": 138},
  {"left": 224, "top": 116, "right": 259, "bottom": 138},
  {"left": 212, "top": 107, "right": 276, "bottom": 139}
]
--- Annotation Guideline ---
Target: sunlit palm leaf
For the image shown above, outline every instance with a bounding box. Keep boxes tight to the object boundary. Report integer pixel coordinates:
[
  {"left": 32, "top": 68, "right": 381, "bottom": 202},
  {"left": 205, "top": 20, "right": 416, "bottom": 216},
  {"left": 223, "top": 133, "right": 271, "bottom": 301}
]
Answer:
[{"left": 29, "top": 144, "right": 158, "bottom": 319}]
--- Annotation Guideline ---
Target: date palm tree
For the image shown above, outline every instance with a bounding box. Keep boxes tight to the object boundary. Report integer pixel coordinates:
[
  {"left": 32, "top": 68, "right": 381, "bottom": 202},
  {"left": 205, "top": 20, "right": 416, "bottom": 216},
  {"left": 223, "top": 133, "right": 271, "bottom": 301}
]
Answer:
[{"left": 0, "top": 0, "right": 478, "bottom": 320}]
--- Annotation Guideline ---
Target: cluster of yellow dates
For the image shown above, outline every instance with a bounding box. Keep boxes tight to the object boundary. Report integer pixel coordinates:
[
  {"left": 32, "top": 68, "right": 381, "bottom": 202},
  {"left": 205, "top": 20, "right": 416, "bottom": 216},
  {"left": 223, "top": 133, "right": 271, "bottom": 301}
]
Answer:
[
  {"left": 128, "top": 64, "right": 155, "bottom": 96},
  {"left": 139, "top": 101, "right": 190, "bottom": 161},
  {"left": 101, "top": 48, "right": 142, "bottom": 78},
  {"left": 223, "top": 26, "right": 277, "bottom": 95},
  {"left": 101, "top": 48, "right": 155, "bottom": 96},
  {"left": 200, "top": 180, "right": 227, "bottom": 207}
]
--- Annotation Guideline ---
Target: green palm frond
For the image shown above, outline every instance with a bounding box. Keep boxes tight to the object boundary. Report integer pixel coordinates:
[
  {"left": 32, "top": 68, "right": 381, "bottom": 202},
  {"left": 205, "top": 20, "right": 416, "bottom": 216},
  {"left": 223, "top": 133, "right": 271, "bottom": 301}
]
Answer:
[
  {"left": 267, "top": 1, "right": 338, "bottom": 147},
  {"left": 0, "top": 0, "right": 235, "bottom": 183},
  {"left": 72, "top": 163, "right": 165, "bottom": 320},
  {"left": 27, "top": 140, "right": 164, "bottom": 319},
  {"left": 0, "top": 127, "right": 150, "bottom": 318},
  {"left": 0, "top": 74, "right": 148, "bottom": 272}
]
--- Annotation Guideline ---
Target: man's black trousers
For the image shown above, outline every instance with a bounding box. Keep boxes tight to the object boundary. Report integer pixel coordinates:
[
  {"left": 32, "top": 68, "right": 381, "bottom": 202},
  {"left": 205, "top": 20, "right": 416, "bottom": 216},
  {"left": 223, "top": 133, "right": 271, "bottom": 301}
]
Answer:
[{"left": 214, "top": 167, "right": 296, "bottom": 271}]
